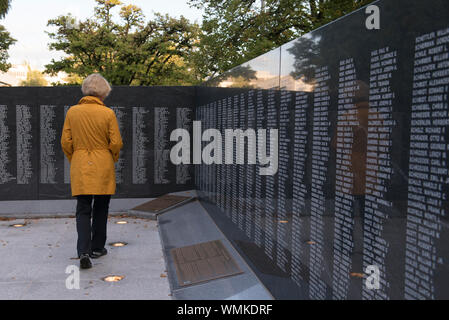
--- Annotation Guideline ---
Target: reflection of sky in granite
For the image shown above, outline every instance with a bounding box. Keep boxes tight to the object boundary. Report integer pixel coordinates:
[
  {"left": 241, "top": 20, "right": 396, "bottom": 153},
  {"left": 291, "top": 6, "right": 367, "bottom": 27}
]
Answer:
[
  {"left": 243, "top": 49, "right": 280, "bottom": 76},
  {"left": 214, "top": 49, "right": 280, "bottom": 89}
]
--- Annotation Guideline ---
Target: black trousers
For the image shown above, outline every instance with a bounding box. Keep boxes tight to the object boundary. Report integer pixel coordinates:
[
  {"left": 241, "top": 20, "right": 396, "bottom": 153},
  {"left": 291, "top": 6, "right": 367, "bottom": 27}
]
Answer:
[{"left": 76, "top": 195, "right": 111, "bottom": 257}]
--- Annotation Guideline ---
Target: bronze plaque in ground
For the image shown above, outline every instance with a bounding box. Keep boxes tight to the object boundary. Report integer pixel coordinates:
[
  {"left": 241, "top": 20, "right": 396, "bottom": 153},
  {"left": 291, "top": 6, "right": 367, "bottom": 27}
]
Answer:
[
  {"left": 131, "top": 194, "right": 193, "bottom": 214},
  {"left": 171, "top": 240, "right": 243, "bottom": 287}
]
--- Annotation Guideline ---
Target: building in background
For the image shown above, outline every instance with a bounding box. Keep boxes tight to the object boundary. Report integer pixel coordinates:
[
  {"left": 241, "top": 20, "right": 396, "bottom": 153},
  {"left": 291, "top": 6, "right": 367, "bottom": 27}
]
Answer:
[
  {"left": 0, "top": 64, "right": 27, "bottom": 86},
  {"left": 0, "top": 63, "right": 67, "bottom": 86}
]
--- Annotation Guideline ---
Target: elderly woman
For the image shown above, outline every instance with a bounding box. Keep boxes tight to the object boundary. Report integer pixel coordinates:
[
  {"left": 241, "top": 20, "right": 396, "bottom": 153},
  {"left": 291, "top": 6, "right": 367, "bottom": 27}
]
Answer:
[{"left": 61, "top": 73, "right": 123, "bottom": 269}]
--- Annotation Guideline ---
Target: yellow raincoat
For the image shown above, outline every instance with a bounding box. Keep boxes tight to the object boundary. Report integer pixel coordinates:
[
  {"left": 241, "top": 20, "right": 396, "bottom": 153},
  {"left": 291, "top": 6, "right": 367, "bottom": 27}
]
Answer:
[{"left": 61, "top": 96, "right": 123, "bottom": 197}]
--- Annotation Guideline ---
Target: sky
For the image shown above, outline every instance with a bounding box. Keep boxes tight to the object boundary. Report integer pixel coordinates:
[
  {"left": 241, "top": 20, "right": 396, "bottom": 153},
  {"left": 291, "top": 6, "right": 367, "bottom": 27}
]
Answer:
[{"left": 1, "top": 0, "right": 204, "bottom": 69}]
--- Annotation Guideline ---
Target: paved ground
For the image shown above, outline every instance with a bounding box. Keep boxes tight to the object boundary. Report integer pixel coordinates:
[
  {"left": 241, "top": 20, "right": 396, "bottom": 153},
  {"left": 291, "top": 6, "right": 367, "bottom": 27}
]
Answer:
[{"left": 0, "top": 216, "right": 171, "bottom": 300}]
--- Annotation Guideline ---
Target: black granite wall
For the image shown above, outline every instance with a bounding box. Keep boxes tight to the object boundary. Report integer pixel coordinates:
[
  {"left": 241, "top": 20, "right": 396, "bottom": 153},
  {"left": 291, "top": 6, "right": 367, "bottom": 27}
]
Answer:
[
  {"left": 0, "top": 86, "right": 195, "bottom": 200},
  {"left": 195, "top": 0, "right": 449, "bottom": 300}
]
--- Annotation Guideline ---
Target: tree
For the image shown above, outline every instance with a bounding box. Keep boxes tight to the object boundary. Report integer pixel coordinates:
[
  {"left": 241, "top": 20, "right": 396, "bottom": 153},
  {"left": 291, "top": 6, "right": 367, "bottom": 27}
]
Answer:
[
  {"left": 45, "top": 0, "right": 202, "bottom": 86},
  {"left": 0, "top": 0, "right": 16, "bottom": 72},
  {"left": 20, "top": 64, "right": 49, "bottom": 86},
  {"left": 0, "top": 0, "right": 11, "bottom": 18},
  {"left": 189, "top": 0, "right": 372, "bottom": 78}
]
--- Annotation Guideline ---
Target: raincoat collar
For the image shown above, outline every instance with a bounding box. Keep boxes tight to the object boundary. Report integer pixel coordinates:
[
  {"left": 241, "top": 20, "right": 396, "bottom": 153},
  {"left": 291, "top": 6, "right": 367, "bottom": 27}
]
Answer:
[{"left": 79, "top": 96, "right": 106, "bottom": 106}]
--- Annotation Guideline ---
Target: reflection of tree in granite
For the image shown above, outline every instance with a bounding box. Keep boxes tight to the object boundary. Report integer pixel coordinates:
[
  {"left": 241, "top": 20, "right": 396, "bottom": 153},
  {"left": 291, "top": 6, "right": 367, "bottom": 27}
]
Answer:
[
  {"left": 229, "top": 76, "right": 255, "bottom": 89},
  {"left": 287, "top": 35, "right": 322, "bottom": 84},
  {"left": 286, "top": 5, "right": 378, "bottom": 87},
  {"left": 206, "top": 65, "right": 257, "bottom": 88}
]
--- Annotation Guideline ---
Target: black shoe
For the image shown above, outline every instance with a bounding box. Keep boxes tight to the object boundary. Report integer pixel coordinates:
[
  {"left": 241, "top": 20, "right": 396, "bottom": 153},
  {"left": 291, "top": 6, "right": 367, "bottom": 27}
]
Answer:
[
  {"left": 80, "top": 254, "right": 92, "bottom": 269},
  {"left": 90, "top": 248, "right": 108, "bottom": 259}
]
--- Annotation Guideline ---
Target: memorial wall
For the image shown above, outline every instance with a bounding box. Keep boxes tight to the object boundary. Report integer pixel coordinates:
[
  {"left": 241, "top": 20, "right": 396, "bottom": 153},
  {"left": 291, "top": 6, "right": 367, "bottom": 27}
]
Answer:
[
  {"left": 0, "top": 0, "right": 448, "bottom": 300},
  {"left": 195, "top": 0, "right": 449, "bottom": 299},
  {"left": 0, "top": 86, "right": 195, "bottom": 200}
]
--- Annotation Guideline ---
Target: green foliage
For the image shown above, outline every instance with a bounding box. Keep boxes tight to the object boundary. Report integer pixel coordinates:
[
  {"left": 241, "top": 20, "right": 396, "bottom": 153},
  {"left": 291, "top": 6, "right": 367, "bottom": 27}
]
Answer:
[
  {"left": 45, "top": 0, "right": 202, "bottom": 86},
  {"left": 189, "top": 0, "right": 373, "bottom": 78},
  {"left": 0, "top": 0, "right": 11, "bottom": 18},
  {"left": 0, "top": 0, "right": 15, "bottom": 72},
  {"left": 0, "top": 25, "right": 15, "bottom": 72},
  {"left": 20, "top": 65, "right": 49, "bottom": 86}
]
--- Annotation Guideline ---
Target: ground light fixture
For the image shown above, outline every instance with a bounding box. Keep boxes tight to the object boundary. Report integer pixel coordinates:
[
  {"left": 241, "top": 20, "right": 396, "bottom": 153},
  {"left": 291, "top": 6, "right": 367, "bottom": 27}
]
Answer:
[
  {"left": 116, "top": 221, "right": 128, "bottom": 225},
  {"left": 102, "top": 275, "right": 125, "bottom": 282},
  {"left": 10, "top": 224, "right": 25, "bottom": 228},
  {"left": 109, "top": 242, "right": 128, "bottom": 247}
]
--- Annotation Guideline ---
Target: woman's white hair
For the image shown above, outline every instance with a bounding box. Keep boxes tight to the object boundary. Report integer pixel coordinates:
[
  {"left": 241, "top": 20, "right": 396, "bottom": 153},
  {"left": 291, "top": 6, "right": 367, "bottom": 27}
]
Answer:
[{"left": 81, "top": 73, "right": 112, "bottom": 100}]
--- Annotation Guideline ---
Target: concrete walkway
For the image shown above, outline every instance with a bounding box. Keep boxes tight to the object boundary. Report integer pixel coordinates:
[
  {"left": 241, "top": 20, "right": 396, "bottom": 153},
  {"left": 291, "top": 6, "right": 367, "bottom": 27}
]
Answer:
[{"left": 0, "top": 216, "right": 171, "bottom": 300}]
